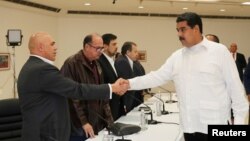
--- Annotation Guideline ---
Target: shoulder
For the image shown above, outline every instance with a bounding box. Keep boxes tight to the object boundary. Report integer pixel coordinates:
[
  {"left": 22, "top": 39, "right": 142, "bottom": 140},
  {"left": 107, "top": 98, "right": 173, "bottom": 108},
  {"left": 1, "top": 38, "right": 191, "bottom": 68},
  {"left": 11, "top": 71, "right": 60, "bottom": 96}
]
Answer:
[
  {"left": 98, "top": 54, "right": 108, "bottom": 63},
  {"left": 115, "top": 55, "right": 127, "bottom": 62}
]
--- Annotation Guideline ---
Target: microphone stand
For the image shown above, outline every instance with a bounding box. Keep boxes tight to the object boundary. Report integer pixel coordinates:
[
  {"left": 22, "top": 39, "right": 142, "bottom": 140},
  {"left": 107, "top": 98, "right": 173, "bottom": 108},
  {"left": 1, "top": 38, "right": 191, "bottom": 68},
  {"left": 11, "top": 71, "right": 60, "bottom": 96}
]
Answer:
[
  {"left": 145, "top": 91, "right": 170, "bottom": 115},
  {"left": 158, "top": 86, "right": 177, "bottom": 103},
  {"left": 128, "top": 94, "right": 158, "bottom": 124}
]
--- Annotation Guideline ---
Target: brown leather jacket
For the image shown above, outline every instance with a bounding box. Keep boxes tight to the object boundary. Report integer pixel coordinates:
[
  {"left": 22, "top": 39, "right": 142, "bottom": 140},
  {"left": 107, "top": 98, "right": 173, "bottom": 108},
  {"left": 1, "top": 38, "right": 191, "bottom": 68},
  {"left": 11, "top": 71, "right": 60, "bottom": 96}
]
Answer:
[{"left": 60, "top": 50, "right": 113, "bottom": 134}]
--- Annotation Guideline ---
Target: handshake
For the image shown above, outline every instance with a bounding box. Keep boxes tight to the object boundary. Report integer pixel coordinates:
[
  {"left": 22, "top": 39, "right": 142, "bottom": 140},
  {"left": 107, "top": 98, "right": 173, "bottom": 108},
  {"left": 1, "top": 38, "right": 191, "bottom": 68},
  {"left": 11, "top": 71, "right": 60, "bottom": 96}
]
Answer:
[{"left": 111, "top": 78, "right": 130, "bottom": 95}]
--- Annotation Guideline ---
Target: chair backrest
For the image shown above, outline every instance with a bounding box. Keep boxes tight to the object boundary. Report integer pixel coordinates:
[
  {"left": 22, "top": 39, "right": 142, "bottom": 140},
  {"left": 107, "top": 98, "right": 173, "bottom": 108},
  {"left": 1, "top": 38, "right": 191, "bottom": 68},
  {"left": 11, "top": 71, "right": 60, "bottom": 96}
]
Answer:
[{"left": 0, "top": 98, "right": 22, "bottom": 141}]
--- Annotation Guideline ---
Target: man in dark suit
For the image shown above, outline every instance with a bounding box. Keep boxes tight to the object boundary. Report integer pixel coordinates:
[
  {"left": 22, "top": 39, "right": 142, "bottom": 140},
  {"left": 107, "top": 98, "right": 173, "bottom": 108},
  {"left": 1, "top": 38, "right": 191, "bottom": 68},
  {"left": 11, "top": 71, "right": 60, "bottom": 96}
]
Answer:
[
  {"left": 17, "top": 32, "right": 128, "bottom": 141},
  {"left": 243, "top": 57, "right": 250, "bottom": 125},
  {"left": 98, "top": 33, "right": 125, "bottom": 120},
  {"left": 230, "top": 43, "right": 247, "bottom": 81},
  {"left": 115, "top": 41, "right": 138, "bottom": 113},
  {"left": 133, "top": 60, "right": 146, "bottom": 107}
]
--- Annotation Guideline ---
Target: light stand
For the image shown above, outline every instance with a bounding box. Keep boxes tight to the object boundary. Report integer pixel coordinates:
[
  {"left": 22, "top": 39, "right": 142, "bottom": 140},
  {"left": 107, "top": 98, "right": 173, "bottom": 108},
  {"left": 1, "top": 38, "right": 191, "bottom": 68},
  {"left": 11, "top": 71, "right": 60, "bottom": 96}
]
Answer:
[{"left": 6, "top": 29, "right": 23, "bottom": 98}]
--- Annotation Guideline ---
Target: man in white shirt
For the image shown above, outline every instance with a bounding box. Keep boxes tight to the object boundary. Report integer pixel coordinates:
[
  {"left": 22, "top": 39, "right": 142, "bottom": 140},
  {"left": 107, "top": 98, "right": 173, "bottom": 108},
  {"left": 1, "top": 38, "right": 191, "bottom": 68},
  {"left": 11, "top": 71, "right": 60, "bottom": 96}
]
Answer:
[{"left": 127, "top": 12, "right": 249, "bottom": 141}]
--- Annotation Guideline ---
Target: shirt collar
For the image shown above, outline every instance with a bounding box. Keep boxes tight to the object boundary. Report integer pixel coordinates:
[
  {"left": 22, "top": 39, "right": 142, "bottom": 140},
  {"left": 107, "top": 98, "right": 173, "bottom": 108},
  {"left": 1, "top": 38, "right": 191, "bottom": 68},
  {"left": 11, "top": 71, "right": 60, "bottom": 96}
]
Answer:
[
  {"left": 182, "top": 36, "right": 208, "bottom": 54},
  {"left": 126, "top": 55, "right": 134, "bottom": 69},
  {"left": 103, "top": 52, "right": 114, "bottom": 63},
  {"left": 30, "top": 54, "right": 54, "bottom": 65}
]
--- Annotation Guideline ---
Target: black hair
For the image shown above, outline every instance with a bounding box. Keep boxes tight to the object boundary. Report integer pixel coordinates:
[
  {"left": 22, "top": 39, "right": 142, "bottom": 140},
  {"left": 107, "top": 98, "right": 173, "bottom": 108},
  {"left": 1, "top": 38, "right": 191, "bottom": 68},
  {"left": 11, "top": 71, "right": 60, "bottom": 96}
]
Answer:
[
  {"left": 121, "top": 41, "right": 136, "bottom": 56},
  {"left": 176, "top": 12, "right": 203, "bottom": 34},
  {"left": 102, "top": 33, "right": 117, "bottom": 45}
]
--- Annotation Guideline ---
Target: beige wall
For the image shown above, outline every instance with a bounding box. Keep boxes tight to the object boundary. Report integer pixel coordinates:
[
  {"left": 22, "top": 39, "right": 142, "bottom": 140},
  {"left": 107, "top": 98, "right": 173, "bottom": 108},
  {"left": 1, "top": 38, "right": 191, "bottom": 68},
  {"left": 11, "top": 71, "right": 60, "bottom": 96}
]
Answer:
[
  {"left": 1, "top": 6, "right": 250, "bottom": 99},
  {"left": 0, "top": 6, "right": 57, "bottom": 99}
]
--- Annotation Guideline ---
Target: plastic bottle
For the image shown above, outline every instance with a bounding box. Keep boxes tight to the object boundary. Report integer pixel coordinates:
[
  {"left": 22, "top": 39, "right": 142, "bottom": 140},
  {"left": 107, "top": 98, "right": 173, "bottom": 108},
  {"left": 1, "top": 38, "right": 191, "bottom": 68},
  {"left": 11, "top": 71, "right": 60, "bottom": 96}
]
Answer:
[
  {"left": 140, "top": 109, "right": 148, "bottom": 131},
  {"left": 156, "top": 100, "right": 162, "bottom": 116}
]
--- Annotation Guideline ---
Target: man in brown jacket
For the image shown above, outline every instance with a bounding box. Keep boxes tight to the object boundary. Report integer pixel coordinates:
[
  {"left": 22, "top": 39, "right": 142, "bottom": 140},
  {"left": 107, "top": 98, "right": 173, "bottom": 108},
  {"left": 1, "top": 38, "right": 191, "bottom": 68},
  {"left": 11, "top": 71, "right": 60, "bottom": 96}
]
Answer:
[{"left": 61, "top": 33, "right": 113, "bottom": 140}]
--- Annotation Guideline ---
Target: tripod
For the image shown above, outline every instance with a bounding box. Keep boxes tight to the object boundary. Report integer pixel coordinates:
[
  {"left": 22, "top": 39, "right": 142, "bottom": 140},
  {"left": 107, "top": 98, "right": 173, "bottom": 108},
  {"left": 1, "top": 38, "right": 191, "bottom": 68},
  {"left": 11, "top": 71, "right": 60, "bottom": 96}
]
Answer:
[{"left": 11, "top": 46, "right": 17, "bottom": 98}]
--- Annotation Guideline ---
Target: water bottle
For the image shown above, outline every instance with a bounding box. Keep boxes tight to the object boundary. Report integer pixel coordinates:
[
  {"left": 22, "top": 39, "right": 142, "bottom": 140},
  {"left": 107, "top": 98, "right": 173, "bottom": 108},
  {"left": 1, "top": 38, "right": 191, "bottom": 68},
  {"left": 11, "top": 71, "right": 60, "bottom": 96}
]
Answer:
[
  {"left": 140, "top": 109, "right": 148, "bottom": 131},
  {"left": 156, "top": 100, "right": 162, "bottom": 116}
]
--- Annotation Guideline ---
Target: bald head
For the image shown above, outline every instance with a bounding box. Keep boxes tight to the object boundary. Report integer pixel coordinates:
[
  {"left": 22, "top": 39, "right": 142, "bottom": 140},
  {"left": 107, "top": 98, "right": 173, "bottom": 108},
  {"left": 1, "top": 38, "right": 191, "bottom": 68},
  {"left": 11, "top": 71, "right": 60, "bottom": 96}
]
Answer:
[
  {"left": 205, "top": 34, "right": 219, "bottom": 43},
  {"left": 83, "top": 33, "right": 103, "bottom": 61},
  {"left": 28, "top": 32, "right": 57, "bottom": 61},
  {"left": 230, "top": 43, "right": 237, "bottom": 53}
]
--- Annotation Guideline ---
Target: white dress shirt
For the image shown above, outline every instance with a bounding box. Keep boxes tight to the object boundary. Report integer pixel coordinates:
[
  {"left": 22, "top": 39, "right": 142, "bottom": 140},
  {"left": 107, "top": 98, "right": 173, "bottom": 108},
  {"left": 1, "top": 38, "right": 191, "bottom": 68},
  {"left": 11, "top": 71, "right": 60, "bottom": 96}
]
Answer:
[
  {"left": 126, "top": 55, "right": 134, "bottom": 71},
  {"left": 129, "top": 37, "right": 249, "bottom": 134},
  {"left": 30, "top": 54, "right": 54, "bottom": 65},
  {"left": 103, "top": 53, "right": 117, "bottom": 76},
  {"left": 231, "top": 52, "right": 237, "bottom": 61}
]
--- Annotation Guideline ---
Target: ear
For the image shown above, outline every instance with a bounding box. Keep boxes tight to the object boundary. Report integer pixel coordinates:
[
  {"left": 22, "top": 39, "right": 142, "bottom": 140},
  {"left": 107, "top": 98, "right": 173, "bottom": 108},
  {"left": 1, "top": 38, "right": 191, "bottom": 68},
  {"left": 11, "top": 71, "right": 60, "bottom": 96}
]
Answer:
[
  {"left": 126, "top": 50, "right": 131, "bottom": 55},
  {"left": 194, "top": 25, "right": 200, "bottom": 33},
  {"left": 37, "top": 43, "right": 44, "bottom": 52}
]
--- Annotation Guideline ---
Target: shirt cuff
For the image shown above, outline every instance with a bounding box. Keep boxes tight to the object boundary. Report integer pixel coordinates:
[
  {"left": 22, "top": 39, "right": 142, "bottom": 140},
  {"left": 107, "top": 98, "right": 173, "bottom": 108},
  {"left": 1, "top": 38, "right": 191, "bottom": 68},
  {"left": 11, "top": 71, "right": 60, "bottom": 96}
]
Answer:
[{"left": 108, "top": 84, "right": 112, "bottom": 99}]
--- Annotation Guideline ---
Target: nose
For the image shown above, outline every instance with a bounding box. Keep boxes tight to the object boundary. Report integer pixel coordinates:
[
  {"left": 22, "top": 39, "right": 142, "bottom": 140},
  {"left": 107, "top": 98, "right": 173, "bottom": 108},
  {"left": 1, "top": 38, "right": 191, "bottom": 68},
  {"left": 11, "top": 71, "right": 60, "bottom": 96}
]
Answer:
[{"left": 177, "top": 30, "right": 183, "bottom": 37}]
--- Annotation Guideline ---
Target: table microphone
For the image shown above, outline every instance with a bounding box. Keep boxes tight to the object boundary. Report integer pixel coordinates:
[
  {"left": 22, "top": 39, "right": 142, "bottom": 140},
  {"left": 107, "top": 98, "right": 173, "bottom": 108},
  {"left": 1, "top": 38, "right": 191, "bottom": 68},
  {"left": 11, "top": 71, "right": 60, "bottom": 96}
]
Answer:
[
  {"left": 128, "top": 94, "right": 158, "bottom": 124},
  {"left": 144, "top": 91, "right": 170, "bottom": 115},
  {"left": 158, "top": 86, "right": 177, "bottom": 103}
]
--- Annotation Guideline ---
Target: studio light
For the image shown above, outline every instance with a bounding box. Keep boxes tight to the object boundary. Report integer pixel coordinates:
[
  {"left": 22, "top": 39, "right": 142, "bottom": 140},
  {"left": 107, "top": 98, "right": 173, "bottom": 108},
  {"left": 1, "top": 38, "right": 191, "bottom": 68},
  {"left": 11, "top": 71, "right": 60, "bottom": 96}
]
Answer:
[
  {"left": 5, "top": 29, "right": 23, "bottom": 98},
  {"left": 6, "top": 29, "right": 23, "bottom": 46}
]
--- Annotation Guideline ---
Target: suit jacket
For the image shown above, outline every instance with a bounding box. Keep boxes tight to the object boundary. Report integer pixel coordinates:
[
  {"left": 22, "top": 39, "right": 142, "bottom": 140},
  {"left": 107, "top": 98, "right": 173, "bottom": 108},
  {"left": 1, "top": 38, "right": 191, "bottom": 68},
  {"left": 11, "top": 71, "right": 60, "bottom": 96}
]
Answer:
[
  {"left": 244, "top": 58, "right": 250, "bottom": 94},
  {"left": 115, "top": 55, "right": 136, "bottom": 113},
  {"left": 98, "top": 54, "right": 125, "bottom": 120},
  {"left": 133, "top": 61, "right": 145, "bottom": 106},
  {"left": 60, "top": 51, "right": 113, "bottom": 135},
  {"left": 235, "top": 52, "right": 247, "bottom": 81},
  {"left": 17, "top": 56, "right": 110, "bottom": 141}
]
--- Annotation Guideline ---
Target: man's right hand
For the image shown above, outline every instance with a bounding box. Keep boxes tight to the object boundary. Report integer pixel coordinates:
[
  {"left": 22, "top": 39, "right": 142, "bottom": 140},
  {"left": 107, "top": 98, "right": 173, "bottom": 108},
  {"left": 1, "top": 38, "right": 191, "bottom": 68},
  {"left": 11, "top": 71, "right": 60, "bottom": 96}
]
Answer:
[
  {"left": 111, "top": 78, "right": 129, "bottom": 95},
  {"left": 83, "top": 123, "right": 95, "bottom": 138}
]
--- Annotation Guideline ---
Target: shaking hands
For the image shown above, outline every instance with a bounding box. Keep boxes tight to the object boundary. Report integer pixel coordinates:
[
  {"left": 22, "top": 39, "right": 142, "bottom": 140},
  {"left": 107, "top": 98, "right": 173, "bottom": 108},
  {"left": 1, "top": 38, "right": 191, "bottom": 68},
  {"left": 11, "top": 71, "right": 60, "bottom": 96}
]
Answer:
[{"left": 111, "top": 78, "right": 130, "bottom": 95}]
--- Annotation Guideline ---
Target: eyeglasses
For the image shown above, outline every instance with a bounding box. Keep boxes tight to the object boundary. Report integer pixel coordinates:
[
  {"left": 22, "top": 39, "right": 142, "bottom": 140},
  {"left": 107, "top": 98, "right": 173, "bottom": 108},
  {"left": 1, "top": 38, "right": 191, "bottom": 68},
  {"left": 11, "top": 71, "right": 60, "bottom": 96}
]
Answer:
[{"left": 88, "top": 44, "right": 104, "bottom": 52}]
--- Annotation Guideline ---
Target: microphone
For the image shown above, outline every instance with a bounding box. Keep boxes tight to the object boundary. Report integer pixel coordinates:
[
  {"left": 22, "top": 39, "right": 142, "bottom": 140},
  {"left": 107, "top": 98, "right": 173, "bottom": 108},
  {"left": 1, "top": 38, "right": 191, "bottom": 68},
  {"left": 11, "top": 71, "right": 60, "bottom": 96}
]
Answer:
[
  {"left": 89, "top": 109, "right": 140, "bottom": 141},
  {"left": 128, "top": 94, "right": 158, "bottom": 124},
  {"left": 158, "top": 86, "right": 177, "bottom": 103},
  {"left": 144, "top": 90, "right": 170, "bottom": 115}
]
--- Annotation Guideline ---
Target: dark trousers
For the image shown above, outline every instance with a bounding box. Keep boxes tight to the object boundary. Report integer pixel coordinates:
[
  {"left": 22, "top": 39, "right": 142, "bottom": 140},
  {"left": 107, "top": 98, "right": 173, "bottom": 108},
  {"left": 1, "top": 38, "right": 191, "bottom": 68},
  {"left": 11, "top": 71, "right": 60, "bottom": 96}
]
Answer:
[
  {"left": 69, "top": 136, "right": 87, "bottom": 141},
  {"left": 70, "top": 127, "right": 87, "bottom": 141},
  {"left": 184, "top": 132, "right": 208, "bottom": 141},
  {"left": 249, "top": 106, "right": 250, "bottom": 125}
]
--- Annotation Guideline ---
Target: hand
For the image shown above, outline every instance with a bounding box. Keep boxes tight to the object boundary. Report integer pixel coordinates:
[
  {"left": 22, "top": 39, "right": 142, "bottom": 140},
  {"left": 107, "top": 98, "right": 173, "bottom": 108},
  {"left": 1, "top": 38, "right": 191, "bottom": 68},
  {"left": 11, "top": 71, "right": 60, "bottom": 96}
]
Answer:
[
  {"left": 111, "top": 78, "right": 129, "bottom": 95},
  {"left": 83, "top": 123, "right": 95, "bottom": 138}
]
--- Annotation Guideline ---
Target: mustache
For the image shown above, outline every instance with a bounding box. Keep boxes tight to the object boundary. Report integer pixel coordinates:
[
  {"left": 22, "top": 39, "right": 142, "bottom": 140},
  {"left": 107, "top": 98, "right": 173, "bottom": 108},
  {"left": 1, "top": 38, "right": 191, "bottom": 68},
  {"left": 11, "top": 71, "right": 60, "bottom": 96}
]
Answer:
[{"left": 179, "top": 37, "right": 185, "bottom": 41}]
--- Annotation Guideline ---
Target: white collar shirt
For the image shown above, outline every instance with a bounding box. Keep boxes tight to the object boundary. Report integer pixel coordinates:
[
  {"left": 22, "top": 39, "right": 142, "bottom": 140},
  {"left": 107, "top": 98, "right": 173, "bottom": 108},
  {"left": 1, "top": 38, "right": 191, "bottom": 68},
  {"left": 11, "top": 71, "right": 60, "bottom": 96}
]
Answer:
[
  {"left": 103, "top": 53, "right": 117, "bottom": 76},
  {"left": 231, "top": 52, "right": 237, "bottom": 61},
  {"left": 126, "top": 55, "right": 134, "bottom": 71},
  {"left": 30, "top": 54, "right": 54, "bottom": 65},
  {"left": 129, "top": 37, "right": 248, "bottom": 134}
]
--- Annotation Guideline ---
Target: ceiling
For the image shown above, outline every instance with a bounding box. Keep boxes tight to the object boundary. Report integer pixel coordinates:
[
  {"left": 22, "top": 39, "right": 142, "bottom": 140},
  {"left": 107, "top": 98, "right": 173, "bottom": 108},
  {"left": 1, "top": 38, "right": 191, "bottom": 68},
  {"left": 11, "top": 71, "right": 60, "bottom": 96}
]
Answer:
[{"left": 1, "top": 0, "right": 250, "bottom": 18}]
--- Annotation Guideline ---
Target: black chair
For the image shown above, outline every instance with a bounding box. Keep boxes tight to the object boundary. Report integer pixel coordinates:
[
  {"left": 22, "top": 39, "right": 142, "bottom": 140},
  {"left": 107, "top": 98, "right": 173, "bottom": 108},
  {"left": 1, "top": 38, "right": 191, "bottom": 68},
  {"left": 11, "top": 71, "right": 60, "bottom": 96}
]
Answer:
[{"left": 0, "top": 98, "right": 22, "bottom": 141}]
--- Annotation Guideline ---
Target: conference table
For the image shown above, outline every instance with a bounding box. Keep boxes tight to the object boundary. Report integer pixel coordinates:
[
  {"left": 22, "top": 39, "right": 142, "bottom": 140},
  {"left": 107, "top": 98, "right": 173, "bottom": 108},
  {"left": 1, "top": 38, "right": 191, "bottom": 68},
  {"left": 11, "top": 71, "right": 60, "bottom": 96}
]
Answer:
[{"left": 87, "top": 93, "right": 184, "bottom": 141}]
